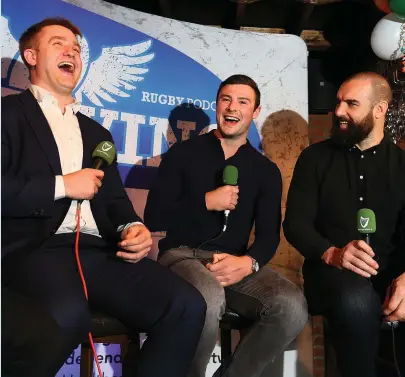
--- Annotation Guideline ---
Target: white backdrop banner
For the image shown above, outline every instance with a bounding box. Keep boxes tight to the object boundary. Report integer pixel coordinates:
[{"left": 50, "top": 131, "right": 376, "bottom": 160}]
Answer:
[{"left": 1, "top": 0, "right": 308, "bottom": 376}]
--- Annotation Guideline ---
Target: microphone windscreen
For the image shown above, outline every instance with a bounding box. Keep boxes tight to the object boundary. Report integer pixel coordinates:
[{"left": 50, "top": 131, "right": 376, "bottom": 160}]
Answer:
[
  {"left": 92, "top": 141, "right": 116, "bottom": 166},
  {"left": 357, "top": 208, "right": 376, "bottom": 234},
  {"left": 223, "top": 165, "right": 238, "bottom": 186}
]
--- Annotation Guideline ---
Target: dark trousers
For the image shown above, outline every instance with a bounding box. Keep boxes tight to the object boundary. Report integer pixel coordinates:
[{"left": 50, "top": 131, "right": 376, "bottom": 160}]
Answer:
[
  {"left": 1, "top": 288, "right": 64, "bottom": 377},
  {"left": 303, "top": 261, "right": 405, "bottom": 377},
  {"left": 2, "top": 233, "right": 206, "bottom": 377}
]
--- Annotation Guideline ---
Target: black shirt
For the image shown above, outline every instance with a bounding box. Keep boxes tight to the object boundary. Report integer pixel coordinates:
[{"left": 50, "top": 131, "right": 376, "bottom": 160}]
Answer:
[
  {"left": 144, "top": 131, "right": 282, "bottom": 267},
  {"left": 284, "top": 136, "right": 405, "bottom": 270}
]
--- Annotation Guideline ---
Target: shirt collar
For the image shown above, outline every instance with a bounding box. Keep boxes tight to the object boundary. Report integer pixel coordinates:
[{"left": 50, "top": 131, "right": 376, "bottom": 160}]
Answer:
[
  {"left": 348, "top": 135, "right": 388, "bottom": 155},
  {"left": 208, "top": 129, "right": 252, "bottom": 149},
  {"left": 30, "top": 84, "right": 81, "bottom": 114}
]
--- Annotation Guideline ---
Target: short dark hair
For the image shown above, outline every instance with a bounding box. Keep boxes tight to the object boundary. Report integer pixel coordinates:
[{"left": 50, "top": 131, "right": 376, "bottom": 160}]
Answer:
[
  {"left": 344, "top": 71, "right": 393, "bottom": 106},
  {"left": 19, "top": 17, "right": 82, "bottom": 68},
  {"left": 216, "top": 74, "right": 261, "bottom": 110}
]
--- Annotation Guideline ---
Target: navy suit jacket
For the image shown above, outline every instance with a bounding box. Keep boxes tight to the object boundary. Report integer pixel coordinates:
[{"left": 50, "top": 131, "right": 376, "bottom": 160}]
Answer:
[{"left": 1, "top": 90, "right": 142, "bottom": 259}]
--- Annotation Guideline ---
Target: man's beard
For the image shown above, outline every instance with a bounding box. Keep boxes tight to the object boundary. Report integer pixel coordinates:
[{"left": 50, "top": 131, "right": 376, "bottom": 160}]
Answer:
[{"left": 330, "top": 112, "right": 374, "bottom": 148}]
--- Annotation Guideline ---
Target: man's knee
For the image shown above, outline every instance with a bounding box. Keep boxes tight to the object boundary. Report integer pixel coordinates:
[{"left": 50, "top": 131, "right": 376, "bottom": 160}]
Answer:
[
  {"left": 170, "top": 261, "right": 225, "bottom": 325},
  {"left": 169, "top": 280, "right": 208, "bottom": 324},
  {"left": 198, "top": 279, "right": 226, "bottom": 325},
  {"left": 329, "top": 284, "right": 381, "bottom": 324},
  {"left": 262, "top": 284, "right": 308, "bottom": 334},
  {"left": 184, "top": 285, "right": 207, "bottom": 322}
]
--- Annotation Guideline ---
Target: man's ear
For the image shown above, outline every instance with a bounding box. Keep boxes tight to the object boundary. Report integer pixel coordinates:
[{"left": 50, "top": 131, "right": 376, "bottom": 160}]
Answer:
[
  {"left": 23, "top": 49, "right": 37, "bottom": 68},
  {"left": 374, "top": 100, "right": 389, "bottom": 120},
  {"left": 253, "top": 105, "right": 261, "bottom": 120}
]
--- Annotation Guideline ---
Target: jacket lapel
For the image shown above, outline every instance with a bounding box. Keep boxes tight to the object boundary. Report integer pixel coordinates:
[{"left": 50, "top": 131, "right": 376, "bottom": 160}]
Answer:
[{"left": 19, "top": 90, "right": 62, "bottom": 175}]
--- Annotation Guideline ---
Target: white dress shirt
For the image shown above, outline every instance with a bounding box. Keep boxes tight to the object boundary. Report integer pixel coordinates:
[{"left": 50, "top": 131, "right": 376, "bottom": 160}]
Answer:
[{"left": 30, "top": 85, "right": 139, "bottom": 237}]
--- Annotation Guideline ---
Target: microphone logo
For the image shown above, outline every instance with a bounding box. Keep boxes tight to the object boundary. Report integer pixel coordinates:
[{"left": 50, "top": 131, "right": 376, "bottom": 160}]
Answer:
[
  {"left": 360, "top": 216, "right": 370, "bottom": 229},
  {"left": 101, "top": 142, "right": 113, "bottom": 152},
  {"left": 92, "top": 141, "right": 116, "bottom": 166}
]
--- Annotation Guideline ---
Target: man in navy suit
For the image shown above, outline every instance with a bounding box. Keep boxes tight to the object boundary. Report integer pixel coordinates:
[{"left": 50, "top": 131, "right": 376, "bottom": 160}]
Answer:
[{"left": 1, "top": 17, "right": 206, "bottom": 377}]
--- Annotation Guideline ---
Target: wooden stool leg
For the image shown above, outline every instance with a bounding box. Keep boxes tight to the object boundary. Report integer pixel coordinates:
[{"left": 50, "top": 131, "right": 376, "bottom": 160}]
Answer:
[
  {"left": 220, "top": 328, "right": 232, "bottom": 376},
  {"left": 80, "top": 342, "right": 94, "bottom": 377}
]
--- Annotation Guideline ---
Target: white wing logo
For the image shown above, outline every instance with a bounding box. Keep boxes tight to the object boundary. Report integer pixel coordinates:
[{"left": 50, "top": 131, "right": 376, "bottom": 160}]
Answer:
[
  {"left": 75, "top": 41, "right": 154, "bottom": 106},
  {"left": 1, "top": 16, "right": 154, "bottom": 104}
]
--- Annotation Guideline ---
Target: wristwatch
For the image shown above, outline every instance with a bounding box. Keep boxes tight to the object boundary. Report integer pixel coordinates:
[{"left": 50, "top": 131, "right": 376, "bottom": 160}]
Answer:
[{"left": 249, "top": 257, "right": 259, "bottom": 273}]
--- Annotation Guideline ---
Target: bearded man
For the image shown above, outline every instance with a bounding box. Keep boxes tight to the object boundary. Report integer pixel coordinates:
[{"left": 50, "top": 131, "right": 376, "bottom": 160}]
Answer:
[{"left": 284, "top": 72, "right": 405, "bottom": 377}]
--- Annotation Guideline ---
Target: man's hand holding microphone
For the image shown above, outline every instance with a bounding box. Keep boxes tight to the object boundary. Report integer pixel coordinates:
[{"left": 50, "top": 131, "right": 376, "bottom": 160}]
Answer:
[
  {"left": 63, "top": 141, "right": 152, "bottom": 264},
  {"left": 203, "top": 165, "right": 254, "bottom": 286},
  {"left": 62, "top": 140, "right": 116, "bottom": 202},
  {"left": 322, "top": 208, "right": 379, "bottom": 278},
  {"left": 321, "top": 208, "right": 404, "bottom": 323},
  {"left": 322, "top": 240, "right": 379, "bottom": 278},
  {"left": 205, "top": 185, "right": 239, "bottom": 212},
  {"left": 63, "top": 168, "right": 104, "bottom": 200}
]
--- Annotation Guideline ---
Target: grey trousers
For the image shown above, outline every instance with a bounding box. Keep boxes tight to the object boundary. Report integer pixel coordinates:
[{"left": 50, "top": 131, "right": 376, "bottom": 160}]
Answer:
[{"left": 159, "top": 247, "right": 308, "bottom": 377}]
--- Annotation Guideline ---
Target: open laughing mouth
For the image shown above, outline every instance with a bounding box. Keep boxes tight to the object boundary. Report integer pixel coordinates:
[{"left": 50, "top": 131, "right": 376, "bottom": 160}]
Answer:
[
  {"left": 58, "top": 61, "right": 75, "bottom": 75},
  {"left": 223, "top": 115, "right": 240, "bottom": 125},
  {"left": 339, "top": 120, "right": 348, "bottom": 130}
]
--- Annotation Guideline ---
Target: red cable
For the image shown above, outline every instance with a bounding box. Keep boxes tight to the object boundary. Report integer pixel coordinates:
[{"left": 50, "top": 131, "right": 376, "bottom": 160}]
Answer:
[{"left": 74, "top": 204, "right": 104, "bottom": 377}]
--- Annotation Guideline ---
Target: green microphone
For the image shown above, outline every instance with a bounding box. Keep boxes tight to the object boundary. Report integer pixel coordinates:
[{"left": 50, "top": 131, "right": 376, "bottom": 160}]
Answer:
[
  {"left": 78, "top": 141, "right": 116, "bottom": 205},
  {"left": 223, "top": 165, "right": 238, "bottom": 186},
  {"left": 357, "top": 208, "right": 376, "bottom": 245},
  {"left": 222, "top": 165, "right": 238, "bottom": 230},
  {"left": 91, "top": 141, "right": 117, "bottom": 170}
]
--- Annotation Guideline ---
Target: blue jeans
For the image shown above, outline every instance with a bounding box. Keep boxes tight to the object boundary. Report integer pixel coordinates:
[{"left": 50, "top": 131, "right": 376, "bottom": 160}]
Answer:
[{"left": 159, "top": 247, "right": 308, "bottom": 377}]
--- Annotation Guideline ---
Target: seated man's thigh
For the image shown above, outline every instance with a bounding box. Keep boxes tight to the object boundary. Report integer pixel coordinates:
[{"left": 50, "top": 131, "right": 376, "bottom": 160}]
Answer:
[
  {"left": 83, "top": 255, "right": 207, "bottom": 331},
  {"left": 159, "top": 248, "right": 226, "bottom": 320},
  {"left": 225, "top": 265, "right": 308, "bottom": 328},
  {"left": 303, "top": 263, "right": 381, "bottom": 323}
]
